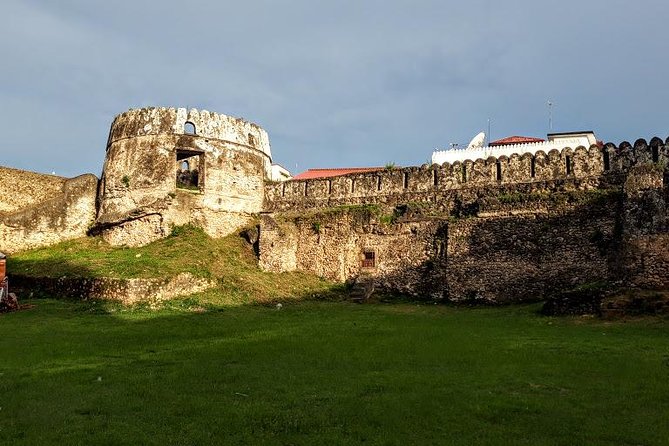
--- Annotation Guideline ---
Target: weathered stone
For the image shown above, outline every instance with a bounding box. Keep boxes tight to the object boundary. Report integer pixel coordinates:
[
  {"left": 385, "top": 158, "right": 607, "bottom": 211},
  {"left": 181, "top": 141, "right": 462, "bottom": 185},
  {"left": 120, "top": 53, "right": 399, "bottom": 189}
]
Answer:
[{"left": 95, "top": 107, "right": 271, "bottom": 246}]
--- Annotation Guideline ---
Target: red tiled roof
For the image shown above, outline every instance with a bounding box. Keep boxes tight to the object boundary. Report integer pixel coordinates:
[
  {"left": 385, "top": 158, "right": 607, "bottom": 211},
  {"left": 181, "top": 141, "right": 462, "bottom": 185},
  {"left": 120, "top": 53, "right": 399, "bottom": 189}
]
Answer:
[
  {"left": 292, "top": 167, "right": 384, "bottom": 180},
  {"left": 489, "top": 136, "right": 545, "bottom": 146}
]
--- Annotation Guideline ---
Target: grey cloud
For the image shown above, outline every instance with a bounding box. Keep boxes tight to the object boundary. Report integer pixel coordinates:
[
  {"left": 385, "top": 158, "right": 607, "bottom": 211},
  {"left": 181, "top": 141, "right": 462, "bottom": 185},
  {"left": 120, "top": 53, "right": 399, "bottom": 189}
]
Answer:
[{"left": 1, "top": 0, "right": 668, "bottom": 177}]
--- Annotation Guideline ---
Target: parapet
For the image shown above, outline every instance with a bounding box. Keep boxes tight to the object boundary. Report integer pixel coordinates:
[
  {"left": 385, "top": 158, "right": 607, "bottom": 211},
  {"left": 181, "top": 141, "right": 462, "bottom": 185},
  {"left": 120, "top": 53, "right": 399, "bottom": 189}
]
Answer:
[
  {"left": 265, "top": 137, "right": 669, "bottom": 211},
  {"left": 107, "top": 107, "right": 272, "bottom": 163}
]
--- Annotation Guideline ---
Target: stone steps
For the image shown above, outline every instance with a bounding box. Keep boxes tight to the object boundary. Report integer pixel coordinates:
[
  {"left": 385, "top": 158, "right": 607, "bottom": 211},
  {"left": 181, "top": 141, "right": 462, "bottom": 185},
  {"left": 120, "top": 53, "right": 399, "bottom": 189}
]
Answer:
[{"left": 349, "top": 275, "right": 375, "bottom": 303}]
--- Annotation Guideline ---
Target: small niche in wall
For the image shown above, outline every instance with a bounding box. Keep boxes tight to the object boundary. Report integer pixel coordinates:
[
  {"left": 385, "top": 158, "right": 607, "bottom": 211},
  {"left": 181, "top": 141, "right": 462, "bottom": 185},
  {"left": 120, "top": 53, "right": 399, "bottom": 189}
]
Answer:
[
  {"left": 176, "top": 148, "right": 204, "bottom": 191},
  {"left": 248, "top": 133, "right": 256, "bottom": 146},
  {"left": 184, "top": 121, "right": 196, "bottom": 135},
  {"left": 362, "top": 250, "right": 376, "bottom": 268}
]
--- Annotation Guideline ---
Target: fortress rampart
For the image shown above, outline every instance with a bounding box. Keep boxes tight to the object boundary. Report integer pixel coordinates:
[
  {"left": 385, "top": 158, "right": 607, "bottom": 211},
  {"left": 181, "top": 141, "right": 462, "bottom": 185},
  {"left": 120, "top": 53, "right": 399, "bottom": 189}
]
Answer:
[
  {"left": 260, "top": 137, "right": 669, "bottom": 303},
  {"left": 265, "top": 138, "right": 668, "bottom": 212},
  {"left": 1, "top": 104, "right": 666, "bottom": 305}
]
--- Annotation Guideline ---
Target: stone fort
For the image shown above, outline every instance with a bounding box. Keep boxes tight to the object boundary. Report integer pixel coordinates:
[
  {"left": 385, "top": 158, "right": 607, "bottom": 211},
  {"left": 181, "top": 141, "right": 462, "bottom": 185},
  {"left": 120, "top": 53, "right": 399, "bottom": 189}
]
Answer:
[{"left": 1, "top": 107, "right": 667, "bottom": 303}]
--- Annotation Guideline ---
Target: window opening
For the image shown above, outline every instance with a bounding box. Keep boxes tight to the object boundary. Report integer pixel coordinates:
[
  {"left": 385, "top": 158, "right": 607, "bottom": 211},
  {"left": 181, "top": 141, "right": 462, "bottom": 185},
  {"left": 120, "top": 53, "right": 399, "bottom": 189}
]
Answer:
[
  {"left": 351, "top": 179, "right": 355, "bottom": 193},
  {"left": 566, "top": 155, "right": 572, "bottom": 175},
  {"left": 403, "top": 172, "right": 409, "bottom": 189},
  {"left": 184, "top": 121, "right": 196, "bottom": 135},
  {"left": 603, "top": 150, "right": 610, "bottom": 171},
  {"left": 248, "top": 133, "right": 256, "bottom": 146},
  {"left": 176, "top": 149, "right": 203, "bottom": 191},
  {"left": 327, "top": 179, "right": 332, "bottom": 195},
  {"left": 652, "top": 146, "right": 659, "bottom": 163},
  {"left": 377, "top": 176, "right": 382, "bottom": 191},
  {"left": 433, "top": 170, "right": 438, "bottom": 187},
  {"left": 282, "top": 183, "right": 286, "bottom": 197},
  {"left": 362, "top": 251, "right": 376, "bottom": 268},
  {"left": 496, "top": 161, "right": 502, "bottom": 181},
  {"left": 304, "top": 182, "right": 308, "bottom": 196},
  {"left": 462, "top": 164, "right": 467, "bottom": 183}
]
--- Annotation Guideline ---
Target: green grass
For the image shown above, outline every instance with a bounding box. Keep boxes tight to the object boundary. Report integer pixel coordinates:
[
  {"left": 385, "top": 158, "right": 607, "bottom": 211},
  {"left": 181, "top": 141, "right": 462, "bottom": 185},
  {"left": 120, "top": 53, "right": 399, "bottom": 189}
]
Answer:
[
  {"left": 1, "top": 299, "right": 667, "bottom": 445},
  {"left": 8, "top": 226, "right": 337, "bottom": 304}
]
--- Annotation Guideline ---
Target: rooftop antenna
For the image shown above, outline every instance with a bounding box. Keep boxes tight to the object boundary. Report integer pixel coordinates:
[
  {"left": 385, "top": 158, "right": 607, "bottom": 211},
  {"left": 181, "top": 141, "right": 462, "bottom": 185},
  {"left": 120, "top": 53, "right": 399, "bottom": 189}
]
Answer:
[{"left": 547, "top": 100, "right": 554, "bottom": 132}]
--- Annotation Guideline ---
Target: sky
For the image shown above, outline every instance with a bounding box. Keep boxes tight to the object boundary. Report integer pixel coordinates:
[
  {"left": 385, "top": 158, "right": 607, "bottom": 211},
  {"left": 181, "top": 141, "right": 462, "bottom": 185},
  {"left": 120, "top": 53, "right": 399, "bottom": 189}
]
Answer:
[{"left": 1, "top": 0, "right": 668, "bottom": 178}]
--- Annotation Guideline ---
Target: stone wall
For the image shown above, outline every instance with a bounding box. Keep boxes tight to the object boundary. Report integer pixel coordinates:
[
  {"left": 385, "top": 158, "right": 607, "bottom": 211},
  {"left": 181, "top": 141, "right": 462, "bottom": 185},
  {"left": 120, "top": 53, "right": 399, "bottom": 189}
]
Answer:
[
  {"left": 0, "top": 166, "right": 67, "bottom": 213},
  {"left": 260, "top": 137, "right": 669, "bottom": 302},
  {"left": 0, "top": 168, "right": 98, "bottom": 253},
  {"left": 95, "top": 107, "right": 270, "bottom": 246},
  {"left": 264, "top": 138, "right": 669, "bottom": 212},
  {"left": 10, "top": 272, "right": 215, "bottom": 305}
]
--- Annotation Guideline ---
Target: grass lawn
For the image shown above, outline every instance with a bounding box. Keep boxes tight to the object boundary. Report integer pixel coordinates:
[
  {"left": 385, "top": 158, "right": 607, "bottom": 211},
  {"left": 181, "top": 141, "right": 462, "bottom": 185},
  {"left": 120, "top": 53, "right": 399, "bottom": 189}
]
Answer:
[{"left": 1, "top": 298, "right": 668, "bottom": 445}]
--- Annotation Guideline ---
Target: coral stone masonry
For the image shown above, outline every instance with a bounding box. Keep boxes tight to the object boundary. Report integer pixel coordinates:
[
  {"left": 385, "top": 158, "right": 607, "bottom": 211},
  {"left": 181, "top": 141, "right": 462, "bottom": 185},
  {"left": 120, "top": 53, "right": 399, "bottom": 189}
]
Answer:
[{"left": 0, "top": 106, "right": 668, "bottom": 303}]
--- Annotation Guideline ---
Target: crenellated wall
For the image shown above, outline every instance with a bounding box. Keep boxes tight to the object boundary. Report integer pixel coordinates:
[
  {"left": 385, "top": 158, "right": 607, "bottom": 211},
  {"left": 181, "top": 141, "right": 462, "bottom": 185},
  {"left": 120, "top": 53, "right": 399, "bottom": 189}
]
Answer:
[
  {"left": 260, "top": 137, "right": 669, "bottom": 302},
  {"left": 264, "top": 138, "right": 669, "bottom": 212}
]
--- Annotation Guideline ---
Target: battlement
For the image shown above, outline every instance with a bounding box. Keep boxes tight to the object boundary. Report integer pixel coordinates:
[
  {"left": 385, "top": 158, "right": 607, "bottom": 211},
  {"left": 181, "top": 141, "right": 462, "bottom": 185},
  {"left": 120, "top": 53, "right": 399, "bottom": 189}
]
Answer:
[
  {"left": 265, "top": 137, "right": 669, "bottom": 211},
  {"left": 108, "top": 107, "right": 272, "bottom": 162}
]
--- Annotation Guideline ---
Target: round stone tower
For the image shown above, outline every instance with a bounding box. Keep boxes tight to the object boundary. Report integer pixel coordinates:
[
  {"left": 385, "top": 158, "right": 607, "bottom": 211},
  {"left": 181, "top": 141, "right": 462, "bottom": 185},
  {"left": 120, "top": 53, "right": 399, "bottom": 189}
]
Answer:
[{"left": 95, "top": 107, "right": 272, "bottom": 246}]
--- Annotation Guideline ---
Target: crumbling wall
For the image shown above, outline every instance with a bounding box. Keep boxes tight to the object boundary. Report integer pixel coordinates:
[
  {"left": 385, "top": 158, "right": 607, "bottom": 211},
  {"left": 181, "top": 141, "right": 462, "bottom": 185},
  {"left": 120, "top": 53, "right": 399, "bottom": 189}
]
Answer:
[
  {"left": 95, "top": 107, "right": 269, "bottom": 246},
  {"left": 0, "top": 170, "right": 98, "bottom": 253},
  {"left": 260, "top": 138, "right": 669, "bottom": 302},
  {"left": 617, "top": 164, "right": 669, "bottom": 289},
  {"left": 0, "top": 166, "right": 67, "bottom": 214},
  {"left": 260, "top": 186, "right": 620, "bottom": 303}
]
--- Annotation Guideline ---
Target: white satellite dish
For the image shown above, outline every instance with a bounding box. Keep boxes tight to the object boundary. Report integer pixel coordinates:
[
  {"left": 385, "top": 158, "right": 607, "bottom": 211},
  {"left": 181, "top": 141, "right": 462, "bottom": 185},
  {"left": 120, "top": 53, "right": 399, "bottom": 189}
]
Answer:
[{"left": 466, "top": 131, "right": 486, "bottom": 150}]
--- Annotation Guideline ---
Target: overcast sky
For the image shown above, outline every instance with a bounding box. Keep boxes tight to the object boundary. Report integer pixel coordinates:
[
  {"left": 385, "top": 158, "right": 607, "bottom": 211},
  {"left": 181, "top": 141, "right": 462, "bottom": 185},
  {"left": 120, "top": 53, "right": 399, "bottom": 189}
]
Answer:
[{"left": 1, "top": 0, "right": 668, "bottom": 177}]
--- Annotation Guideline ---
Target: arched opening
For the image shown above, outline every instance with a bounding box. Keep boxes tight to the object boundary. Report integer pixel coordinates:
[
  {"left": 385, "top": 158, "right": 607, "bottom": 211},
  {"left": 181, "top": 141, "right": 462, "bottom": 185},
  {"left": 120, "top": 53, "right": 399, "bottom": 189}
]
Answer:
[{"left": 184, "top": 121, "right": 196, "bottom": 135}]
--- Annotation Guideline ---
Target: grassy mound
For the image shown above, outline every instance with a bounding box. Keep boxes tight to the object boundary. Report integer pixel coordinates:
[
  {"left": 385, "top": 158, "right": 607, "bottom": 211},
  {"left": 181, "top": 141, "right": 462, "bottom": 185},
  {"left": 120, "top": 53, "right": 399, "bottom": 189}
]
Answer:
[{"left": 9, "top": 226, "right": 340, "bottom": 305}]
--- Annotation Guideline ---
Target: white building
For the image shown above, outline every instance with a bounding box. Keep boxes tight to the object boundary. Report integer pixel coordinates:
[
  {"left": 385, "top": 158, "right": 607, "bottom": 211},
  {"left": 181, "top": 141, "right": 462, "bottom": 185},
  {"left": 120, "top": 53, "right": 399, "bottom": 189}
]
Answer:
[{"left": 432, "top": 131, "right": 599, "bottom": 165}]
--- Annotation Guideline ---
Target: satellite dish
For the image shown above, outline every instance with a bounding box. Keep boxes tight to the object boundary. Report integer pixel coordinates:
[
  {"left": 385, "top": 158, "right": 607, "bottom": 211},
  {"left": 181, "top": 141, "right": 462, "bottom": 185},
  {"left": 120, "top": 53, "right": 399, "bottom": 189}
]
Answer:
[{"left": 466, "top": 131, "right": 486, "bottom": 150}]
